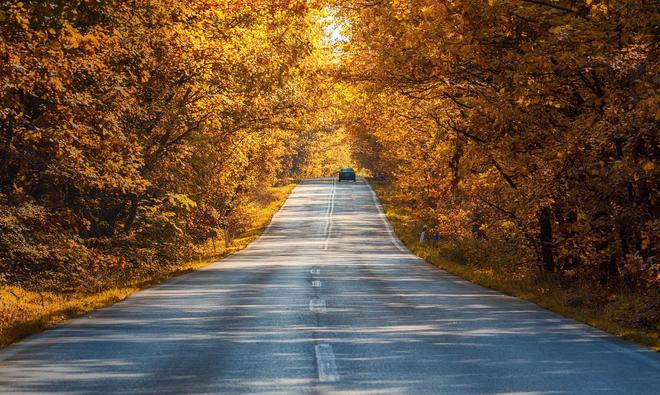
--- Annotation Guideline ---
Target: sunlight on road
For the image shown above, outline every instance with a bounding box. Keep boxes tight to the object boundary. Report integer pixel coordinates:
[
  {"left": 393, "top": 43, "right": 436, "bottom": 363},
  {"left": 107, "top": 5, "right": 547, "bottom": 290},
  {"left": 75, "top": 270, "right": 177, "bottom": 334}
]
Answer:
[{"left": 1, "top": 179, "right": 658, "bottom": 394}]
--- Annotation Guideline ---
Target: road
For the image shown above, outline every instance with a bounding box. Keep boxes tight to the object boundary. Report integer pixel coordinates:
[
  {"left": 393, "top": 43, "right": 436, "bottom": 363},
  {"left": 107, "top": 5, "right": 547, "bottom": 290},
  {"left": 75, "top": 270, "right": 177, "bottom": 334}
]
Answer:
[{"left": 0, "top": 178, "right": 658, "bottom": 394}]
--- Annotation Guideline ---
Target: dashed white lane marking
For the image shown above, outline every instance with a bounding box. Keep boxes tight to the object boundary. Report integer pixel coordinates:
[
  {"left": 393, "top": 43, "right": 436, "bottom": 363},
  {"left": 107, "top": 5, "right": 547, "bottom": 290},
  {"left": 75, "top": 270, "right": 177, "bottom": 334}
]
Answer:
[
  {"left": 323, "top": 180, "right": 336, "bottom": 251},
  {"left": 367, "top": 184, "right": 408, "bottom": 253},
  {"left": 309, "top": 298, "right": 327, "bottom": 313},
  {"left": 315, "top": 344, "right": 339, "bottom": 382},
  {"left": 310, "top": 268, "right": 320, "bottom": 275},
  {"left": 312, "top": 280, "right": 322, "bottom": 288}
]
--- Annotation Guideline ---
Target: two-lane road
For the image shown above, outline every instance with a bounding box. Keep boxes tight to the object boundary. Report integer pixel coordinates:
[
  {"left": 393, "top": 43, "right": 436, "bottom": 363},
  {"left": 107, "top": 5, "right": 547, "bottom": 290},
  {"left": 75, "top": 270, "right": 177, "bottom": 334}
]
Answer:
[{"left": 1, "top": 179, "right": 659, "bottom": 394}]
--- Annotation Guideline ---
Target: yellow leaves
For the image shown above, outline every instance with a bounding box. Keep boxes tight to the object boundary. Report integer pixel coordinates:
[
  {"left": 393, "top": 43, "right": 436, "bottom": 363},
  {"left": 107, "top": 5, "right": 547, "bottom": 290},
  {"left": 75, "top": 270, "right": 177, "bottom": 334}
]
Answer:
[
  {"left": 420, "top": 6, "right": 434, "bottom": 20},
  {"left": 391, "top": 0, "right": 405, "bottom": 10},
  {"left": 61, "top": 24, "right": 83, "bottom": 49},
  {"left": 588, "top": 1, "right": 609, "bottom": 16},
  {"left": 8, "top": 54, "right": 21, "bottom": 66},
  {"left": 50, "top": 76, "right": 65, "bottom": 92},
  {"left": 548, "top": 26, "right": 563, "bottom": 35},
  {"left": 10, "top": 2, "right": 30, "bottom": 30},
  {"left": 516, "top": 96, "right": 530, "bottom": 106},
  {"left": 641, "top": 161, "right": 655, "bottom": 174},
  {"left": 390, "top": 0, "right": 412, "bottom": 19},
  {"left": 167, "top": 194, "right": 197, "bottom": 211},
  {"left": 500, "top": 220, "right": 514, "bottom": 230},
  {"left": 82, "top": 32, "right": 100, "bottom": 51}
]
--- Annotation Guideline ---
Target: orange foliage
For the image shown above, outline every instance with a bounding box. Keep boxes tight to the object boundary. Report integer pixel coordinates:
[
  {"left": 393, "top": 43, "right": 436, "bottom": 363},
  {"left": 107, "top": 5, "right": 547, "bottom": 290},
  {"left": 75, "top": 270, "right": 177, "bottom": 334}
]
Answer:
[
  {"left": 338, "top": 0, "right": 658, "bottom": 287},
  {"left": 0, "top": 0, "right": 342, "bottom": 289}
]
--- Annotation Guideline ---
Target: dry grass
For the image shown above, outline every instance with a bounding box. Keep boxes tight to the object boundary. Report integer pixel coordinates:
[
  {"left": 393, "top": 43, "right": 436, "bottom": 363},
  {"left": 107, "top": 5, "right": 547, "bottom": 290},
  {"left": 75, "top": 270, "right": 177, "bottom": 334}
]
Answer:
[
  {"left": 0, "top": 183, "right": 296, "bottom": 349},
  {"left": 370, "top": 180, "right": 659, "bottom": 351}
]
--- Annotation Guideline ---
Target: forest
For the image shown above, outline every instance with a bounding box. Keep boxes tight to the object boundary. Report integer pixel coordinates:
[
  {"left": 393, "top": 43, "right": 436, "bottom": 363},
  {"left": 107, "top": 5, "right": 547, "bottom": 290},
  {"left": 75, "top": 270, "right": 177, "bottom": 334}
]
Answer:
[
  {"left": 341, "top": 0, "right": 658, "bottom": 287},
  {"left": 1, "top": 0, "right": 350, "bottom": 293},
  {"left": 1, "top": 0, "right": 658, "bottom": 344}
]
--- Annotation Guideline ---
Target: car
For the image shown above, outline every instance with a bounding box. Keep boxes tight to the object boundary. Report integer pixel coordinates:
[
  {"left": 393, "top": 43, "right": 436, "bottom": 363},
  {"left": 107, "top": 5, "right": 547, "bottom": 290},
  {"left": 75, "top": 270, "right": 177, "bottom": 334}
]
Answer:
[{"left": 338, "top": 167, "right": 356, "bottom": 182}]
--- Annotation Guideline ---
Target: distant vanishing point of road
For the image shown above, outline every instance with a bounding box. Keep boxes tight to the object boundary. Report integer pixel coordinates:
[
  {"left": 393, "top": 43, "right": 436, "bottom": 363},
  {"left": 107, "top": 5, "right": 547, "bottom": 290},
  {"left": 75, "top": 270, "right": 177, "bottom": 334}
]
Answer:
[{"left": 1, "top": 179, "right": 659, "bottom": 394}]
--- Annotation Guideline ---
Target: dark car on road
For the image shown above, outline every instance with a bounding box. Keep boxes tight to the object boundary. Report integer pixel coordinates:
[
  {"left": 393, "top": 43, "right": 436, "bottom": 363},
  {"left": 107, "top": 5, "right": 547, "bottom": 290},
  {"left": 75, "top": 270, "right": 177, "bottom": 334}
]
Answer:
[{"left": 338, "top": 168, "right": 356, "bottom": 182}]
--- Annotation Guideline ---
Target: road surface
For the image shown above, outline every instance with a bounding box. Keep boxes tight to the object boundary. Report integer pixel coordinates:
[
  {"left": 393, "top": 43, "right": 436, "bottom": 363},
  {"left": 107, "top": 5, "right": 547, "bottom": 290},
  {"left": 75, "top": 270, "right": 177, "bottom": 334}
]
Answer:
[{"left": 1, "top": 179, "right": 658, "bottom": 394}]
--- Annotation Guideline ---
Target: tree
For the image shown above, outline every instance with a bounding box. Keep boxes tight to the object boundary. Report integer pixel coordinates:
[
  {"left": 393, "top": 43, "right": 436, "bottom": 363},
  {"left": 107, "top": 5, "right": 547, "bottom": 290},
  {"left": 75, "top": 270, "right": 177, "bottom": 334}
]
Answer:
[
  {"left": 0, "top": 0, "right": 347, "bottom": 289},
  {"left": 337, "top": 0, "right": 658, "bottom": 287}
]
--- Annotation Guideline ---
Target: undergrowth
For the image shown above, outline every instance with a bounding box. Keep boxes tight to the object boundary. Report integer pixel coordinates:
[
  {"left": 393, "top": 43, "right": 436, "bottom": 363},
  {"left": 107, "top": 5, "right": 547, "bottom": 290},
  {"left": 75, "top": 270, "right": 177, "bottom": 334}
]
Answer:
[
  {"left": 0, "top": 183, "right": 296, "bottom": 349},
  {"left": 370, "top": 180, "right": 659, "bottom": 351}
]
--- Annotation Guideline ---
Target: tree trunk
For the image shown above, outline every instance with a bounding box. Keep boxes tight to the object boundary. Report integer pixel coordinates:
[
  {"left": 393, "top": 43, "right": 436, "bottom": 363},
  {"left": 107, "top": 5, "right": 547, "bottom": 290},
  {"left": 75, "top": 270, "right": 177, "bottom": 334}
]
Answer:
[
  {"left": 449, "top": 138, "right": 463, "bottom": 193},
  {"left": 538, "top": 206, "right": 554, "bottom": 272},
  {"left": 124, "top": 195, "right": 139, "bottom": 235},
  {"left": 0, "top": 120, "right": 14, "bottom": 190},
  {"left": 224, "top": 227, "right": 232, "bottom": 248}
]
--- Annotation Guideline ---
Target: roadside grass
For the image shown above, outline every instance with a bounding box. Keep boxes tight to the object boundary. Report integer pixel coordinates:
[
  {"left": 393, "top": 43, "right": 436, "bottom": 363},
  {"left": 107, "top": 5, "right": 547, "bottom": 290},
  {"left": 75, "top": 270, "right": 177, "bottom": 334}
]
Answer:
[
  {"left": 369, "top": 180, "right": 659, "bottom": 351},
  {"left": 0, "top": 182, "right": 296, "bottom": 349}
]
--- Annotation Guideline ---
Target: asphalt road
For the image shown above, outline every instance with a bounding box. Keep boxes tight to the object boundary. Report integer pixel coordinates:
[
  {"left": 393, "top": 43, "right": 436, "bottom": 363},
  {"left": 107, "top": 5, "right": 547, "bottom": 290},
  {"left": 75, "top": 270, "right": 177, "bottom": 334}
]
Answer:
[{"left": 1, "top": 178, "right": 658, "bottom": 394}]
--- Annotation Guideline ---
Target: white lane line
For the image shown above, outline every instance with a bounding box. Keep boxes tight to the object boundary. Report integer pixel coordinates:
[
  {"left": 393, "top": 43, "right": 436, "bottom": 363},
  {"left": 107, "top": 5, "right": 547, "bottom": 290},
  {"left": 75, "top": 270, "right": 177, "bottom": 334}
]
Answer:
[
  {"left": 323, "top": 180, "right": 336, "bottom": 251},
  {"left": 367, "top": 184, "right": 407, "bottom": 253},
  {"left": 312, "top": 280, "right": 322, "bottom": 288},
  {"left": 310, "top": 268, "right": 320, "bottom": 275},
  {"left": 309, "top": 298, "right": 327, "bottom": 313},
  {"left": 323, "top": 181, "right": 334, "bottom": 233},
  {"left": 315, "top": 344, "right": 339, "bottom": 382}
]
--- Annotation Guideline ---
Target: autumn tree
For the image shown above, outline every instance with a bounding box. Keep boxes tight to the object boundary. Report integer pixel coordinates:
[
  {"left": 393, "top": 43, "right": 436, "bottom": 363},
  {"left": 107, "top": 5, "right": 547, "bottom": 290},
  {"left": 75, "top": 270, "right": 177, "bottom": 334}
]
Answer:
[
  {"left": 0, "top": 0, "right": 342, "bottom": 289},
  {"left": 337, "top": 0, "right": 658, "bottom": 287}
]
